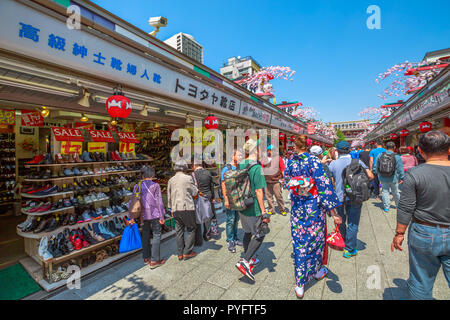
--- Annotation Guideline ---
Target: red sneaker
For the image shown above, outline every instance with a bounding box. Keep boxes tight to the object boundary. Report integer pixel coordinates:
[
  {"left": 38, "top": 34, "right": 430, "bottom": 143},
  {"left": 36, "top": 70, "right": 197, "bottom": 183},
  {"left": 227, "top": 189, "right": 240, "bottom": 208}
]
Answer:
[{"left": 26, "top": 155, "right": 44, "bottom": 164}]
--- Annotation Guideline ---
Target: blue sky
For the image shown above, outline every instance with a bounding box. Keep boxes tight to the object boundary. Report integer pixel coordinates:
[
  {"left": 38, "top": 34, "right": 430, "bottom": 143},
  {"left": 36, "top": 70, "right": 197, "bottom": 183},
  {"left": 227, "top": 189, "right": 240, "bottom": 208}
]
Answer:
[{"left": 92, "top": 0, "right": 450, "bottom": 123}]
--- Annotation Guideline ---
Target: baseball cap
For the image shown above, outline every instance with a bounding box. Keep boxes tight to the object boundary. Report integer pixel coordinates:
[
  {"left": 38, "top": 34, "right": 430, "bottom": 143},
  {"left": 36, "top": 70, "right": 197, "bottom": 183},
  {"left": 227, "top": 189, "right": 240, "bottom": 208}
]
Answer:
[
  {"left": 336, "top": 140, "right": 351, "bottom": 152},
  {"left": 310, "top": 145, "right": 323, "bottom": 156}
]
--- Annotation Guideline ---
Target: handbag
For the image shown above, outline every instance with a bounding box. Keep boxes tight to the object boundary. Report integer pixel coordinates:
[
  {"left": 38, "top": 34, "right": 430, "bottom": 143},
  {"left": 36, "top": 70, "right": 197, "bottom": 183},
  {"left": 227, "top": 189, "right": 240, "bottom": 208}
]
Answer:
[
  {"left": 119, "top": 219, "right": 142, "bottom": 253},
  {"left": 326, "top": 222, "right": 345, "bottom": 251},
  {"left": 192, "top": 172, "right": 214, "bottom": 224},
  {"left": 129, "top": 180, "right": 143, "bottom": 224}
]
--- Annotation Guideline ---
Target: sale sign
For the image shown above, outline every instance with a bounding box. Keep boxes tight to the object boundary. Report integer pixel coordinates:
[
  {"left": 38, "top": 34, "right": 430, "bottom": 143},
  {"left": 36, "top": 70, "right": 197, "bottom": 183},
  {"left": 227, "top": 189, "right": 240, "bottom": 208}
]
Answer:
[
  {"left": 117, "top": 131, "right": 139, "bottom": 143},
  {"left": 21, "top": 110, "right": 43, "bottom": 127},
  {"left": 0, "top": 109, "right": 16, "bottom": 125},
  {"left": 88, "top": 130, "right": 115, "bottom": 143},
  {"left": 88, "top": 142, "right": 107, "bottom": 153},
  {"left": 61, "top": 141, "right": 83, "bottom": 155},
  {"left": 119, "top": 142, "right": 135, "bottom": 154},
  {"left": 52, "top": 127, "right": 84, "bottom": 141}
]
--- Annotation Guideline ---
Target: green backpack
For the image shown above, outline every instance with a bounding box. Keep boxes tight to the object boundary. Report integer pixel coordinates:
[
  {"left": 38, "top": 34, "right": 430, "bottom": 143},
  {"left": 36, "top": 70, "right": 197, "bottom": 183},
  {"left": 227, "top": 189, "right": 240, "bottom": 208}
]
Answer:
[{"left": 223, "top": 163, "right": 258, "bottom": 211}]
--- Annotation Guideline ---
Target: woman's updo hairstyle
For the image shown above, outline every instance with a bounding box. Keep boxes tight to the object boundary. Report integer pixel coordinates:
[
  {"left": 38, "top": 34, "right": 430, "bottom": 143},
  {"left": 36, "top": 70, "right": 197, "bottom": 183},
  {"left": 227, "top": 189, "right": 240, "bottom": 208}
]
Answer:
[{"left": 294, "top": 134, "right": 308, "bottom": 150}]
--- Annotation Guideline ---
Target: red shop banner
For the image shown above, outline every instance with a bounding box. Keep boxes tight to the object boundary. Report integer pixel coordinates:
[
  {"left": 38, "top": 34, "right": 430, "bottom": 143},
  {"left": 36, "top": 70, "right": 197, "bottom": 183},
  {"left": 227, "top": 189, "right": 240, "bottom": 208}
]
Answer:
[
  {"left": 88, "top": 130, "right": 116, "bottom": 143},
  {"left": 21, "top": 110, "right": 42, "bottom": 127},
  {"left": 117, "top": 131, "right": 140, "bottom": 144},
  {"left": 51, "top": 127, "right": 85, "bottom": 142}
]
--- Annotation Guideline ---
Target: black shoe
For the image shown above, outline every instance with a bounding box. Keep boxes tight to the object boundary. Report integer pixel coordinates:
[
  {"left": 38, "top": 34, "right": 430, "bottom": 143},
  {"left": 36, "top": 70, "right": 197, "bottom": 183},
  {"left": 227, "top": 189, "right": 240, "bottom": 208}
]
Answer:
[
  {"left": 44, "top": 216, "right": 59, "bottom": 232},
  {"left": 68, "top": 213, "right": 77, "bottom": 225},
  {"left": 23, "top": 217, "right": 40, "bottom": 232},
  {"left": 82, "top": 227, "right": 98, "bottom": 244},
  {"left": 33, "top": 216, "right": 51, "bottom": 234}
]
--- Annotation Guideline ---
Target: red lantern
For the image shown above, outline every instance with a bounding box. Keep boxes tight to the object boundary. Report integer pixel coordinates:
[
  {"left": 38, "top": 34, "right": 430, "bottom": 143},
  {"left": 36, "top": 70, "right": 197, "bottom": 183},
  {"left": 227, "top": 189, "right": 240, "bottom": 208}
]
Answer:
[
  {"left": 204, "top": 115, "right": 219, "bottom": 130},
  {"left": 106, "top": 95, "right": 132, "bottom": 119},
  {"left": 279, "top": 133, "right": 286, "bottom": 140},
  {"left": 400, "top": 129, "right": 409, "bottom": 137},
  {"left": 390, "top": 133, "right": 399, "bottom": 140},
  {"left": 290, "top": 135, "right": 296, "bottom": 142},
  {"left": 419, "top": 121, "right": 432, "bottom": 133}
]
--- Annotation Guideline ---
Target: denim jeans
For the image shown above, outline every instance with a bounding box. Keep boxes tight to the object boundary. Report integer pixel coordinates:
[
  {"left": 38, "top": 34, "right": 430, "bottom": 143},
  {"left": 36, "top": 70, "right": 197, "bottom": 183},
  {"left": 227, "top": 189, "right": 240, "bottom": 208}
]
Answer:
[
  {"left": 225, "top": 208, "right": 240, "bottom": 242},
  {"left": 407, "top": 222, "right": 450, "bottom": 300},
  {"left": 381, "top": 180, "right": 400, "bottom": 210},
  {"left": 336, "top": 200, "right": 362, "bottom": 252},
  {"left": 142, "top": 219, "right": 161, "bottom": 262}
]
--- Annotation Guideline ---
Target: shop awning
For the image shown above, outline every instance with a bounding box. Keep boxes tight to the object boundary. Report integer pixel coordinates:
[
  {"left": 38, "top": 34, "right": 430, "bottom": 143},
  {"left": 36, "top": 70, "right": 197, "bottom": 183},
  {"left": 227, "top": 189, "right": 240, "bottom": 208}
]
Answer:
[
  {"left": 51, "top": 127, "right": 84, "bottom": 142},
  {"left": 88, "top": 130, "right": 116, "bottom": 143},
  {"left": 117, "top": 131, "right": 140, "bottom": 144}
]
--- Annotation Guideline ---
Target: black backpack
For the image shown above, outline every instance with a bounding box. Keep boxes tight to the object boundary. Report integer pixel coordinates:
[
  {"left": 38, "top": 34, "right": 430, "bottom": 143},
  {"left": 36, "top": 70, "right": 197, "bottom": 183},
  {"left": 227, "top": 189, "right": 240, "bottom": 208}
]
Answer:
[
  {"left": 342, "top": 158, "right": 371, "bottom": 205},
  {"left": 377, "top": 152, "right": 396, "bottom": 177}
]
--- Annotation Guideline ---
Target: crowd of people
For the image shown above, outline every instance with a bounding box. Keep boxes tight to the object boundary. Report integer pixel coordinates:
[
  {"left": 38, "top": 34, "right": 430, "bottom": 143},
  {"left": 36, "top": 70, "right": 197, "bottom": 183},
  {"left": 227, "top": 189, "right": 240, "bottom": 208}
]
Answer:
[{"left": 129, "top": 130, "right": 449, "bottom": 300}]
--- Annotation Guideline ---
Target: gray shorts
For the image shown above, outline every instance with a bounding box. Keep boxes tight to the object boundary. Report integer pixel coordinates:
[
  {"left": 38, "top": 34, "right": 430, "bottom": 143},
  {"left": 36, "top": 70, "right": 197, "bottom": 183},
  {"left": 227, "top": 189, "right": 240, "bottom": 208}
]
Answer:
[{"left": 239, "top": 214, "right": 263, "bottom": 236}]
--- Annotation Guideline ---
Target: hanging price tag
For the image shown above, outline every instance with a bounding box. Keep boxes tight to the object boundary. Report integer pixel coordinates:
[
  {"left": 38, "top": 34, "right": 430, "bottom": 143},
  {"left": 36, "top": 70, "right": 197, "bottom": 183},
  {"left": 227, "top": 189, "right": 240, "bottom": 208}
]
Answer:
[
  {"left": 88, "top": 142, "right": 107, "bottom": 153},
  {"left": 119, "top": 142, "right": 135, "bottom": 154},
  {"left": 61, "top": 141, "right": 83, "bottom": 155}
]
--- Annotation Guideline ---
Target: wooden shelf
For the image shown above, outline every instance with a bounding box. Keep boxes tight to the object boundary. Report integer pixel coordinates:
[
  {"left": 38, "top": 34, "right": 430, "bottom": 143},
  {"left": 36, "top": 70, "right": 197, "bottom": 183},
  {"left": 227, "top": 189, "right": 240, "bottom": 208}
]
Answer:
[
  {"left": 24, "top": 170, "right": 141, "bottom": 182},
  {"left": 24, "top": 159, "right": 153, "bottom": 168},
  {"left": 16, "top": 211, "right": 128, "bottom": 240},
  {"left": 21, "top": 191, "right": 74, "bottom": 199},
  {"left": 50, "top": 228, "right": 174, "bottom": 264},
  {"left": 21, "top": 206, "right": 74, "bottom": 216}
]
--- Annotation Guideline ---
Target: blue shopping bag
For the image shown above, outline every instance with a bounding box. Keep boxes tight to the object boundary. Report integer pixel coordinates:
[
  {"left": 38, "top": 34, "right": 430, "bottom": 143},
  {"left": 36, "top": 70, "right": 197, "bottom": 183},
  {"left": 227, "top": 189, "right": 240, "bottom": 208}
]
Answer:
[{"left": 119, "top": 220, "right": 142, "bottom": 253}]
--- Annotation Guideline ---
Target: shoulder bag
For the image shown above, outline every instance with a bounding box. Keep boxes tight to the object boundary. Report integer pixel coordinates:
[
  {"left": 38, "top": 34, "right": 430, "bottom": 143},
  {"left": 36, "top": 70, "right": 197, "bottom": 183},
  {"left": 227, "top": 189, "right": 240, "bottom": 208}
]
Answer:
[{"left": 192, "top": 172, "right": 213, "bottom": 224}]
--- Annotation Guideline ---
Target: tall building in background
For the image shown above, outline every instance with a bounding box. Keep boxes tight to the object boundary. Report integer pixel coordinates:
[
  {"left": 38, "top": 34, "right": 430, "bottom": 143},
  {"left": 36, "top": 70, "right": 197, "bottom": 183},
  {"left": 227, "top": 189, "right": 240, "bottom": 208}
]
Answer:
[
  {"left": 329, "top": 120, "right": 371, "bottom": 143},
  {"left": 220, "top": 56, "right": 261, "bottom": 81},
  {"left": 164, "top": 33, "right": 203, "bottom": 63}
]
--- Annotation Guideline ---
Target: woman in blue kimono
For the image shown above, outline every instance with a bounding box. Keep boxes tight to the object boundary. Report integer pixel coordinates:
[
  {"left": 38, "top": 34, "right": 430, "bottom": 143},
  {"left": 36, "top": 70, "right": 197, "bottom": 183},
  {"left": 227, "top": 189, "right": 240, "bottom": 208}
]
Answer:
[{"left": 285, "top": 135, "right": 342, "bottom": 299}]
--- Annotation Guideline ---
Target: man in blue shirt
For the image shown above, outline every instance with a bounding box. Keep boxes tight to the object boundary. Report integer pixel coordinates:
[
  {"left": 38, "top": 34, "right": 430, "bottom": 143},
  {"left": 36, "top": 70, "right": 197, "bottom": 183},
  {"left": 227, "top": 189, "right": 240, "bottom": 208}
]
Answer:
[
  {"left": 369, "top": 141, "right": 387, "bottom": 198},
  {"left": 329, "top": 141, "right": 374, "bottom": 258},
  {"left": 221, "top": 148, "right": 243, "bottom": 253},
  {"left": 374, "top": 141, "right": 404, "bottom": 213}
]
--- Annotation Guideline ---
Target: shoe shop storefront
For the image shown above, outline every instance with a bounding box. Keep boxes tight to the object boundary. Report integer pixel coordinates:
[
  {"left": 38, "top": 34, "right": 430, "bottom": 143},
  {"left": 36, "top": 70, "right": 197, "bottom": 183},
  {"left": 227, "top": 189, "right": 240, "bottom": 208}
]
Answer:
[{"left": 0, "top": 0, "right": 324, "bottom": 292}]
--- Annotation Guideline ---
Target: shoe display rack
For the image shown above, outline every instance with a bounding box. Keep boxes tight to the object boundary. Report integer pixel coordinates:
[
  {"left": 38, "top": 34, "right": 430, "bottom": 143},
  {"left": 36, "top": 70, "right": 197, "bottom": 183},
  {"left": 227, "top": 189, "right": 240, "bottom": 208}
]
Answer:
[
  {"left": 0, "top": 133, "right": 17, "bottom": 215},
  {"left": 16, "top": 149, "right": 178, "bottom": 290},
  {"left": 15, "top": 148, "right": 175, "bottom": 288}
]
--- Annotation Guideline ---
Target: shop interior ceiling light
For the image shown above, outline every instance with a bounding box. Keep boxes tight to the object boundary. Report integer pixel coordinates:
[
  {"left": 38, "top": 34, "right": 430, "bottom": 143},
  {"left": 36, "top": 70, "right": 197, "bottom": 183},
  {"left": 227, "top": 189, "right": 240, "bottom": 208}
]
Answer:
[
  {"left": 78, "top": 88, "right": 91, "bottom": 107},
  {"left": 80, "top": 113, "right": 89, "bottom": 122},
  {"left": 186, "top": 114, "right": 193, "bottom": 124},
  {"left": 139, "top": 105, "right": 148, "bottom": 117},
  {"left": 40, "top": 106, "right": 50, "bottom": 118}
]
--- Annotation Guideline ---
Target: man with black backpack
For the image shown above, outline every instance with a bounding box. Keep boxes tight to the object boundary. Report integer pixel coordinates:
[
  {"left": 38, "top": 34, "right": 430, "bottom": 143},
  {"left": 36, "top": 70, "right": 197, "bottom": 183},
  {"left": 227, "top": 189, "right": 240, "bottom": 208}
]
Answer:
[
  {"left": 329, "top": 141, "right": 374, "bottom": 259},
  {"left": 375, "top": 141, "right": 404, "bottom": 213}
]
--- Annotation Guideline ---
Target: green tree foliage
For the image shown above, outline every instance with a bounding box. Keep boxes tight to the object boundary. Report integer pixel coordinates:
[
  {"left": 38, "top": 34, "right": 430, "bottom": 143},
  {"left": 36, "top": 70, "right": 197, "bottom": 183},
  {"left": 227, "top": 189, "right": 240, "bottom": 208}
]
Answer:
[{"left": 333, "top": 128, "right": 347, "bottom": 146}]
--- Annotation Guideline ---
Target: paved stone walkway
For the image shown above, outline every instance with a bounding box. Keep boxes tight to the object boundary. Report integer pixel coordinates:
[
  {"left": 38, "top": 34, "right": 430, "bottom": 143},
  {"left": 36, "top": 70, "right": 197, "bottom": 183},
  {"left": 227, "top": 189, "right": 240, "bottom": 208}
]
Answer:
[{"left": 49, "top": 191, "right": 449, "bottom": 300}]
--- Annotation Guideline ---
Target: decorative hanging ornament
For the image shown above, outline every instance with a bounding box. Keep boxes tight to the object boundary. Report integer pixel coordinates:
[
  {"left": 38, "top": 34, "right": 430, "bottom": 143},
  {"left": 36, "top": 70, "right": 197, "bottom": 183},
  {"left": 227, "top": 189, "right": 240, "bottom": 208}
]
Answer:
[
  {"left": 400, "top": 129, "right": 410, "bottom": 137},
  {"left": 419, "top": 121, "right": 432, "bottom": 133},
  {"left": 390, "top": 133, "right": 399, "bottom": 140},
  {"left": 204, "top": 115, "right": 219, "bottom": 130},
  {"left": 106, "top": 95, "right": 132, "bottom": 119},
  {"left": 279, "top": 132, "right": 286, "bottom": 140},
  {"left": 290, "top": 135, "right": 296, "bottom": 142}
]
